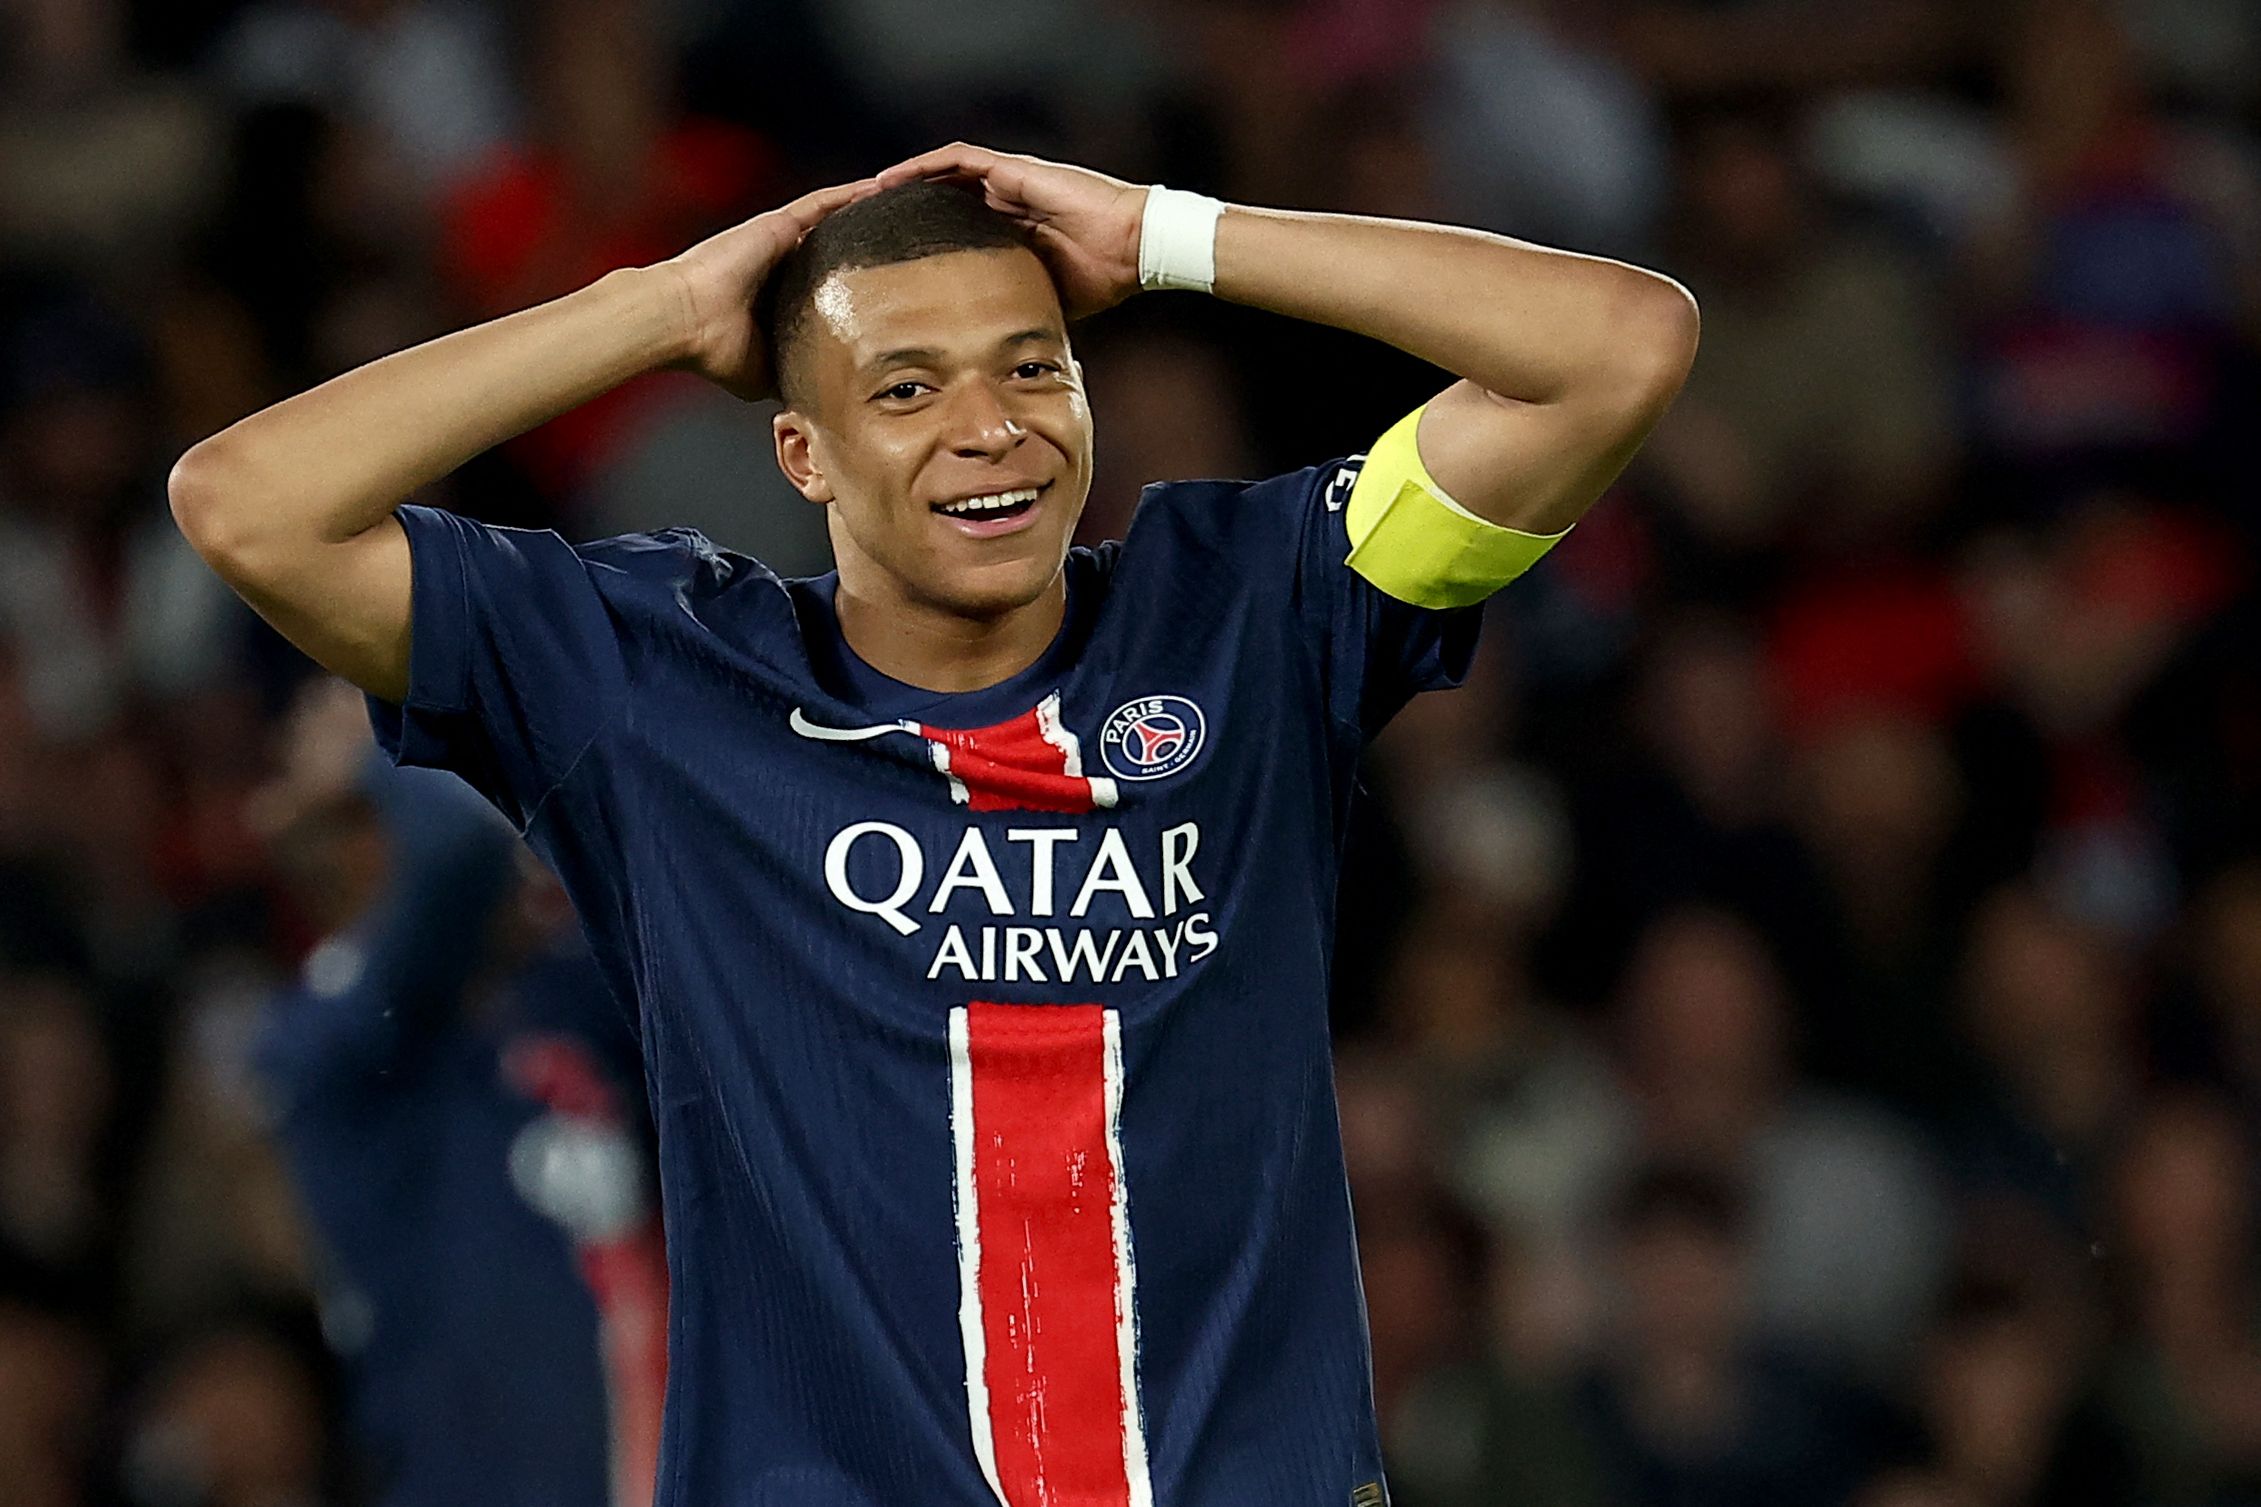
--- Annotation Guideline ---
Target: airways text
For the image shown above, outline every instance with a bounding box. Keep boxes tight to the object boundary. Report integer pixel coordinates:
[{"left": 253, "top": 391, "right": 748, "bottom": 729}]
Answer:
[{"left": 822, "top": 821, "right": 1220, "bottom": 984}]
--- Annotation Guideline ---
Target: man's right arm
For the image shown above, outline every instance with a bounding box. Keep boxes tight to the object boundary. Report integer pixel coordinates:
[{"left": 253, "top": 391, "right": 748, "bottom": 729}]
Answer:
[
  {"left": 166, "top": 266, "right": 695, "bottom": 704},
  {"left": 167, "top": 173, "right": 880, "bottom": 704}
]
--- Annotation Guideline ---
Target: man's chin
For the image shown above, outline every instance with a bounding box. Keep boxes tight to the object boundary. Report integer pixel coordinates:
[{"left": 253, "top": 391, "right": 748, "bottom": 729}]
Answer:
[{"left": 922, "top": 550, "right": 1067, "bottom": 622}]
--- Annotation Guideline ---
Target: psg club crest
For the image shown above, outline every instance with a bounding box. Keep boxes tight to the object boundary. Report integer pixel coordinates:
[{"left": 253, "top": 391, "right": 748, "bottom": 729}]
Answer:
[{"left": 1098, "top": 695, "right": 1206, "bottom": 783}]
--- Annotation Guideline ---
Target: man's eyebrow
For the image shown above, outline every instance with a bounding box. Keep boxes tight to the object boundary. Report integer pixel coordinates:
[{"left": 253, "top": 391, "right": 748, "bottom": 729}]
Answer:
[
  {"left": 864, "top": 345, "right": 941, "bottom": 374},
  {"left": 861, "top": 329, "right": 1066, "bottom": 376}
]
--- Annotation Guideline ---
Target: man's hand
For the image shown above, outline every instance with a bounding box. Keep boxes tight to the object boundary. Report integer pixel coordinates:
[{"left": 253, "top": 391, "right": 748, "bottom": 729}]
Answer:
[
  {"left": 176, "top": 178, "right": 862, "bottom": 706},
  {"left": 874, "top": 144, "right": 1147, "bottom": 319},
  {"left": 250, "top": 675, "right": 376, "bottom": 840},
  {"left": 656, "top": 177, "right": 883, "bottom": 401}
]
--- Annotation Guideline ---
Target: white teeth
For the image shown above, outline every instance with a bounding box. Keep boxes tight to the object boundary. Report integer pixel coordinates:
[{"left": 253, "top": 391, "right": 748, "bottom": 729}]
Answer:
[{"left": 937, "top": 487, "right": 1040, "bottom": 516}]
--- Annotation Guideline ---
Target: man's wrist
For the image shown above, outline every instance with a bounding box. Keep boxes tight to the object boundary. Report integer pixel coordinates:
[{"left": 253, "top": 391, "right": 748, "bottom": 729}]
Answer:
[
  {"left": 1137, "top": 186, "right": 1226, "bottom": 295},
  {"left": 615, "top": 264, "right": 702, "bottom": 370}
]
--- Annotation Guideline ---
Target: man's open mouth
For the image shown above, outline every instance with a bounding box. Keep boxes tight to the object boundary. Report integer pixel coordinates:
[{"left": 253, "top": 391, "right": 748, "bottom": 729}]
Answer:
[{"left": 931, "top": 481, "right": 1048, "bottom": 524}]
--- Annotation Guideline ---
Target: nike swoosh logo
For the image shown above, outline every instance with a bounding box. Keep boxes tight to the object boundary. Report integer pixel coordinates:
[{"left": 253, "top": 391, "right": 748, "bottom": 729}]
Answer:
[{"left": 788, "top": 708, "right": 922, "bottom": 742}]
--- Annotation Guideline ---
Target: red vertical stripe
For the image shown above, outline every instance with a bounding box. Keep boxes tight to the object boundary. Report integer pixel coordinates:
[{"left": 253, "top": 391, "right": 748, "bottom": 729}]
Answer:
[
  {"left": 579, "top": 1223, "right": 669, "bottom": 1507},
  {"left": 964, "top": 1002, "right": 1132, "bottom": 1507},
  {"left": 919, "top": 704, "right": 1099, "bottom": 813}
]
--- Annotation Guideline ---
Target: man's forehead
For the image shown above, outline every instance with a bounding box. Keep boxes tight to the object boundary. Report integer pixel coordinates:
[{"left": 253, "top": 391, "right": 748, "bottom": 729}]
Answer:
[{"left": 810, "top": 251, "right": 1067, "bottom": 372}]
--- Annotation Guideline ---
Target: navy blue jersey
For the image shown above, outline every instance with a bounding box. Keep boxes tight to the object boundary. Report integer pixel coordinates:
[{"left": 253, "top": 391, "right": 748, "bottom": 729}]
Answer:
[{"left": 367, "top": 456, "right": 1479, "bottom": 1507}]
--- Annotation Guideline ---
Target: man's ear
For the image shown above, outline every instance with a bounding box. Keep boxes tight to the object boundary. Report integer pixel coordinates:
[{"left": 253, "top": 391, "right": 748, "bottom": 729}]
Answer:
[{"left": 772, "top": 409, "right": 836, "bottom": 503}]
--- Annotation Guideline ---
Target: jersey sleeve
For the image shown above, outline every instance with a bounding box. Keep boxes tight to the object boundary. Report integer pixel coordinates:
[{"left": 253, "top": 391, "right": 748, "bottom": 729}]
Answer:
[
  {"left": 1293, "top": 483, "right": 1477, "bottom": 742},
  {"left": 365, "top": 502, "right": 632, "bottom": 833},
  {"left": 1299, "top": 402, "right": 1571, "bottom": 738}
]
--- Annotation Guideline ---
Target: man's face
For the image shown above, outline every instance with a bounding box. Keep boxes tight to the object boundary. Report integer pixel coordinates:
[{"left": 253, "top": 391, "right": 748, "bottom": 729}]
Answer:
[{"left": 773, "top": 247, "right": 1094, "bottom": 619}]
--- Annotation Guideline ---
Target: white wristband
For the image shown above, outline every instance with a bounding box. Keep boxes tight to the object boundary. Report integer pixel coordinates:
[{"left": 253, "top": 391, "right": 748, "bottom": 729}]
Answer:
[{"left": 1137, "top": 185, "right": 1225, "bottom": 294}]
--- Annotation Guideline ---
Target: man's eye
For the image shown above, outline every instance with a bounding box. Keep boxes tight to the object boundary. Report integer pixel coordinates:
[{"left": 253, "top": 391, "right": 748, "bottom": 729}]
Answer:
[
  {"left": 1014, "top": 362, "right": 1060, "bottom": 380},
  {"left": 878, "top": 382, "right": 927, "bottom": 402}
]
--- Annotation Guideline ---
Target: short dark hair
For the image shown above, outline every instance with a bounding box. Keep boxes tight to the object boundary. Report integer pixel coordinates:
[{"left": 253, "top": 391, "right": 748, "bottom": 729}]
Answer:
[{"left": 758, "top": 181, "right": 1039, "bottom": 409}]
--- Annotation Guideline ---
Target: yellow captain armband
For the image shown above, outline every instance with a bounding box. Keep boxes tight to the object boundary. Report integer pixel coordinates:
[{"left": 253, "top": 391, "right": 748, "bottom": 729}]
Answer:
[{"left": 1342, "top": 404, "right": 1570, "bottom": 609}]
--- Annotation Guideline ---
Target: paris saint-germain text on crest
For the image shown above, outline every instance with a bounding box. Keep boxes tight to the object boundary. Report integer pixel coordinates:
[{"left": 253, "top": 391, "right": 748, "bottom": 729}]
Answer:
[{"left": 1098, "top": 695, "right": 1207, "bottom": 782}]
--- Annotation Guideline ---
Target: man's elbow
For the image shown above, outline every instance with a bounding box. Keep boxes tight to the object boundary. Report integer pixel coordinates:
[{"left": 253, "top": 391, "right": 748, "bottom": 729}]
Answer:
[
  {"left": 1611, "top": 272, "right": 1701, "bottom": 420},
  {"left": 168, "top": 439, "right": 240, "bottom": 558},
  {"left": 169, "top": 437, "right": 285, "bottom": 571}
]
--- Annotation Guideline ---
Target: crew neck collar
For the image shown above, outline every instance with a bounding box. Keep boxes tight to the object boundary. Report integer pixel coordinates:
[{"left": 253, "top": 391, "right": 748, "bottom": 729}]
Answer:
[{"left": 795, "top": 554, "right": 1094, "bottom": 727}]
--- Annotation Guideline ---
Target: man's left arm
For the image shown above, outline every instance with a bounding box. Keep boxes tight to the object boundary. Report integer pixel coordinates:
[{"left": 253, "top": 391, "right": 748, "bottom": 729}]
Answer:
[
  {"left": 872, "top": 143, "right": 1698, "bottom": 602},
  {"left": 1211, "top": 205, "right": 1698, "bottom": 540}
]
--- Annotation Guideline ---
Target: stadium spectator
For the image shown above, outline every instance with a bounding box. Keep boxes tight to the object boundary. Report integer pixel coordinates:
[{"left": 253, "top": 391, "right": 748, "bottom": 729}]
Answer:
[
  {"left": 1383, "top": 908, "right": 1625, "bottom": 1301},
  {"left": 1370, "top": 1192, "right": 1612, "bottom": 1507},
  {"left": 436, "top": 0, "right": 778, "bottom": 498},
  {"left": 1642, "top": 96, "right": 1959, "bottom": 552},
  {"left": 1613, "top": 907, "right": 1949, "bottom": 1376},
  {"left": 0, "top": 0, "right": 222, "bottom": 272},
  {"left": 214, "top": 0, "right": 519, "bottom": 198},
  {"left": 0, "top": 970, "right": 119, "bottom": 1316},
  {"left": 1074, "top": 310, "right": 1256, "bottom": 545},
  {"left": 0, "top": 1297, "right": 100, "bottom": 1507},
  {"left": 1962, "top": 0, "right": 2261, "bottom": 507},
  {"left": 1905, "top": 1272, "right": 2132, "bottom": 1507},
  {"left": 106, "top": 1304, "right": 342, "bottom": 1507},
  {"left": 1578, "top": 1163, "right": 1886, "bottom": 1507},
  {"left": 1952, "top": 883, "right": 2142, "bottom": 1231},
  {"left": 2180, "top": 864, "right": 2261, "bottom": 1100},
  {"left": 2101, "top": 1093, "right": 2261, "bottom": 1506},
  {"left": 1420, "top": 0, "right": 1670, "bottom": 255}
]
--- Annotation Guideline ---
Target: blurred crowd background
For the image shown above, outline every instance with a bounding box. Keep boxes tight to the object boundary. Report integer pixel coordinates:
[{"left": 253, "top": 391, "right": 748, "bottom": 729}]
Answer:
[{"left": 2, "top": 0, "right": 2259, "bottom": 1504}]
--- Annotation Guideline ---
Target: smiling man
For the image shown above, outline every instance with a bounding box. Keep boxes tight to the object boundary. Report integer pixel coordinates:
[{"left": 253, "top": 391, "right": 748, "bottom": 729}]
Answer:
[
  {"left": 169, "top": 145, "right": 1697, "bottom": 1507},
  {"left": 755, "top": 187, "right": 1097, "bottom": 684}
]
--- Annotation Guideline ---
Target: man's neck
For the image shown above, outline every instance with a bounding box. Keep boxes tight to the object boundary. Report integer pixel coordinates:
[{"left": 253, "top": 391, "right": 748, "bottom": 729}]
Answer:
[{"left": 832, "top": 570, "right": 1067, "bottom": 695}]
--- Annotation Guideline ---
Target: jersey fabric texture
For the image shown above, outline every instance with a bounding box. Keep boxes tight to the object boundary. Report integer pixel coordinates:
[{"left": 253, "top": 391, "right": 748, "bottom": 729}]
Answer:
[{"left": 366, "top": 448, "right": 1482, "bottom": 1507}]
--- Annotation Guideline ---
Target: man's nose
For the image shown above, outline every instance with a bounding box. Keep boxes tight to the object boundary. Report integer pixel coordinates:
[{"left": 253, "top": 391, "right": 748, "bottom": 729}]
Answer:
[{"left": 943, "top": 380, "right": 1025, "bottom": 459}]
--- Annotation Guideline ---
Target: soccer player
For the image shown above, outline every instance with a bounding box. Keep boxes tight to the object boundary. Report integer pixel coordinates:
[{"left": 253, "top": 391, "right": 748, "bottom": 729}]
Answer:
[
  {"left": 170, "top": 145, "right": 1697, "bottom": 1505},
  {"left": 253, "top": 675, "right": 666, "bottom": 1507}
]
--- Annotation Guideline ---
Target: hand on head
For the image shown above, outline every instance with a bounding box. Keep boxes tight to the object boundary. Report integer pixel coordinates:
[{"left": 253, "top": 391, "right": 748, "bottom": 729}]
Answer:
[
  {"left": 873, "top": 143, "right": 1148, "bottom": 319},
  {"left": 659, "top": 176, "right": 886, "bottom": 401},
  {"left": 663, "top": 147, "right": 1145, "bottom": 402}
]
